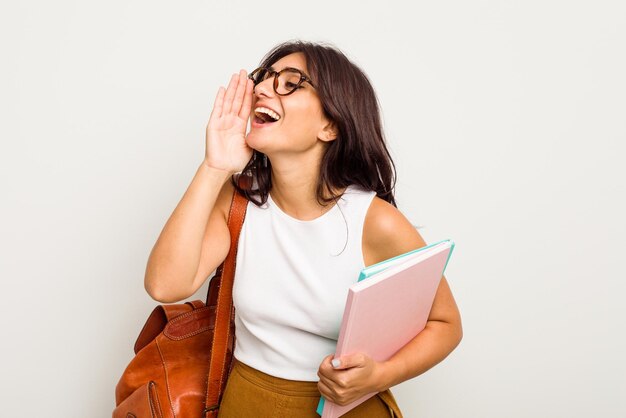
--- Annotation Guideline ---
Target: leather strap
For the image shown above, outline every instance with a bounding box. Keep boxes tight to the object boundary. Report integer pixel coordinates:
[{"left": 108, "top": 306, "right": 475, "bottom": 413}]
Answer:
[{"left": 204, "top": 176, "right": 249, "bottom": 417}]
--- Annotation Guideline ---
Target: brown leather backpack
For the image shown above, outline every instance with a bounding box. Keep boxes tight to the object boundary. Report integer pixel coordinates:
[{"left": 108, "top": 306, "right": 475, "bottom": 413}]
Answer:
[{"left": 113, "top": 181, "right": 248, "bottom": 418}]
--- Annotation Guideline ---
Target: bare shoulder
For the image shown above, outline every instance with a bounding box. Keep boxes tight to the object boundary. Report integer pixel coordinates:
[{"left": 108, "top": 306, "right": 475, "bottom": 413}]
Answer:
[{"left": 362, "top": 196, "right": 427, "bottom": 267}]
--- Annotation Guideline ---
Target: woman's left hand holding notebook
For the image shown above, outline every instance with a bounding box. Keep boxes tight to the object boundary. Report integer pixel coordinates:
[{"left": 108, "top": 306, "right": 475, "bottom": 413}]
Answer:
[{"left": 316, "top": 352, "right": 388, "bottom": 406}]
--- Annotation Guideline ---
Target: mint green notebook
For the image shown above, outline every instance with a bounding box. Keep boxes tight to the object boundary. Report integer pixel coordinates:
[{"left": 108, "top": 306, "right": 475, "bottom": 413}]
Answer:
[{"left": 358, "top": 239, "right": 455, "bottom": 282}]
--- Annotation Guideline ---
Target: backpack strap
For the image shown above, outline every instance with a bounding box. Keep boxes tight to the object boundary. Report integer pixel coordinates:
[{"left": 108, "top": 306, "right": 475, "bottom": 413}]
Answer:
[{"left": 203, "top": 175, "right": 250, "bottom": 417}]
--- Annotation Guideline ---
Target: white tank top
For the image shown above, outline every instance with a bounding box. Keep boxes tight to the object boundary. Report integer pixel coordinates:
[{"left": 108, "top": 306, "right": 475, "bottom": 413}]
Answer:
[{"left": 232, "top": 184, "right": 377, "bottom": 381}]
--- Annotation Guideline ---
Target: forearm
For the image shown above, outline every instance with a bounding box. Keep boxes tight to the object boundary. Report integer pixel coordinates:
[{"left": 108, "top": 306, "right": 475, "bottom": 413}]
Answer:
[
  {"left": 145, "top": 162, "right": 231, "bottom": 299},
  {"left": 377, "top": 319, "right": 463, "bottom": 391}
]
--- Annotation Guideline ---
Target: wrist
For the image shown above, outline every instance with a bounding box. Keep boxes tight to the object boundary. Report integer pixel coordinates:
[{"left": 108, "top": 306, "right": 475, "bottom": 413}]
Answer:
[
  {"left": 376, "top": 360, "right": 399, "bottom": 392},
  {"left": 200, "top": 160, "right": 234, "bottom": 182}
]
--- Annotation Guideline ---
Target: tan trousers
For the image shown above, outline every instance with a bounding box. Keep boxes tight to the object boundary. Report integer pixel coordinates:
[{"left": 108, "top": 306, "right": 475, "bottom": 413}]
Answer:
[{"left": 217, "top": 358, "right": 403, "bottom": 418}]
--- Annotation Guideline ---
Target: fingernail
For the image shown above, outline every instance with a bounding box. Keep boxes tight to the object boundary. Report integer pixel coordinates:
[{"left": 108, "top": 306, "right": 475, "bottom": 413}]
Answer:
[{"left": 332, "top": 359, "right": 340, "bottom": 368}]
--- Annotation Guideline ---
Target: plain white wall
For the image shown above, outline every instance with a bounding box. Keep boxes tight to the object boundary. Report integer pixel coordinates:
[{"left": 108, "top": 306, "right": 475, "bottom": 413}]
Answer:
[{"left": 1, "top": 1, "right": 624, "bottom": 417}]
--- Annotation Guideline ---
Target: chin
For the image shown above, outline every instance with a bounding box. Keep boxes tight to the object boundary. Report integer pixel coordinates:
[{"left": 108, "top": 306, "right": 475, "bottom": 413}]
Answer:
[{"left": 245, "top": 131, "right": 270, "bottom": 153}]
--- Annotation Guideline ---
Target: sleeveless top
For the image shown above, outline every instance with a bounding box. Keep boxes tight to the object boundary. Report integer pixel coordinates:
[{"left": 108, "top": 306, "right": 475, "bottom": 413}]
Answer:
[{"left": 232, "top": 184, "right": 377, "bottom": 381}]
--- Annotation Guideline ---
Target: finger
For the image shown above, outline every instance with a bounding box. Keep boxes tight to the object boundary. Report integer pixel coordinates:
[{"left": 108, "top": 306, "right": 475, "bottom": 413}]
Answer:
[
  {"left": 321, "top": 354, "right": 334, "bottom": 367},
  {"left": 333, "top": 353, "right": 365, "bottom": 370},
  {"left": 230, "top": 69, "right": 247, "bottom": 116},
  {"left": 318, "top": 355, "right": 337, "bottom": 376},
  {"left": 318, "top": 378, "right": 347, "bottom": 406},
  {"left": 208, "top": 86, "right": 226, "bottom": 123},
  {"left": 239, "top": 78, "right": 254, "bottom": 120},
  {"left": 318, "top": 359, "right": 343, "bottom": 387},
  {"left": 222, "top": 73, "right": 239, "bottom": 115},
  {"left": 317, "top": 379, "right": 333, "bottom": 400},
  {"left": 317, "top": 359, "right": 331, "bottom": 380},
  {"left": 318, "top": 373, "right": 339, "bottom": 391},
  {"left": 326, "top": 354, "right": 348, "bottom": 370}
]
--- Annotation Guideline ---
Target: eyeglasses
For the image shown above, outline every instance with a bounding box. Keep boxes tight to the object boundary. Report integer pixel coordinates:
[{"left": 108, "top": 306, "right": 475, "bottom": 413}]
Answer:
[{"left": 248, "top": 66, "right": 316, "bottom": 96}]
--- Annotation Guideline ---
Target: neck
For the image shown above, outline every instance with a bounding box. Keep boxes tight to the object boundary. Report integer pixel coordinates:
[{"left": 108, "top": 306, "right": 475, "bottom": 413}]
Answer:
[{"left": 267, "top": 148, "right": 344, "bottom": 221}]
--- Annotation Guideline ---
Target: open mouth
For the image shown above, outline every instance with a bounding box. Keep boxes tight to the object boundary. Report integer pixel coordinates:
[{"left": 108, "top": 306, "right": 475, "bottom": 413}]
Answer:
[
  {"left": 253, "top": 115, "right": 274, "bottom": 125},
  {"left": 253, "top": 107, "right": 281, "bottom": 125}
]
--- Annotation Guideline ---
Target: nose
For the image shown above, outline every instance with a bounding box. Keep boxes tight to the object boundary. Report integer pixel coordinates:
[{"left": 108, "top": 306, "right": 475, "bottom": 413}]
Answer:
[{"left": 253, "top": 75, "right": 275, "bottom": 99}]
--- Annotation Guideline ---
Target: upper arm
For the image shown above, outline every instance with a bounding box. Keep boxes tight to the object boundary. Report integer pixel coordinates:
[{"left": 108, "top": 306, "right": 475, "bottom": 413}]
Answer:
[
  {"left": 187, "top": 180, "right": 235, "bottom": 296},
  {"left": 363, "top": 197, "right": 462, "bottom": 331}
]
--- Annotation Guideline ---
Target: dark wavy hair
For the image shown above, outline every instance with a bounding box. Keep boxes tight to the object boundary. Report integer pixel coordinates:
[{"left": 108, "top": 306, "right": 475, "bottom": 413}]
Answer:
[{"left": 232, "top": 40, "right": 397, "bottom": 208}]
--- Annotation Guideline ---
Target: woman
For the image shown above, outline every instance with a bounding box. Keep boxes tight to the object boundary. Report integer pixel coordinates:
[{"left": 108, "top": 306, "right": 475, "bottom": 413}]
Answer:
[{"left": 144, "top": 40, "right": 463, "bottom": 417}]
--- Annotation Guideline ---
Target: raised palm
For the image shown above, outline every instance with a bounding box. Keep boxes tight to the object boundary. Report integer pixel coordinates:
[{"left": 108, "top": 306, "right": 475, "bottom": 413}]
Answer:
[{"left": 205, "top": 70, "right": 255, "bottom": 174}]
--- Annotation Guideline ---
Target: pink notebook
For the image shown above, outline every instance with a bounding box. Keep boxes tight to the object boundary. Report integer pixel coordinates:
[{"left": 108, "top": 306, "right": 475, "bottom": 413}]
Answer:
[{"left": 318, "top": 239, "right": 454, "bottom": 418}]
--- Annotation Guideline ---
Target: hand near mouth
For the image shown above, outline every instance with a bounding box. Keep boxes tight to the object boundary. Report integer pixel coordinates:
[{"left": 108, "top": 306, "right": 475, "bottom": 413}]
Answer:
[{"left": 204, "top": 69, "right": 255, "bottom": 174}]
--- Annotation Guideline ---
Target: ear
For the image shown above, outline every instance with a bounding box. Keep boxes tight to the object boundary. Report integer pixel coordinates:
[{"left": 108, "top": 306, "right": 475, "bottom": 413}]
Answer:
[{"left": 318, "top": 119, "right": 338, "bottom": 143}]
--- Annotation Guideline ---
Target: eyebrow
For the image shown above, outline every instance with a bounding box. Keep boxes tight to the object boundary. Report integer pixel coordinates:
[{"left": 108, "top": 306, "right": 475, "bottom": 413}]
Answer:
[{"left": 269, "top": 65, "right": 306, "bottom": 75}]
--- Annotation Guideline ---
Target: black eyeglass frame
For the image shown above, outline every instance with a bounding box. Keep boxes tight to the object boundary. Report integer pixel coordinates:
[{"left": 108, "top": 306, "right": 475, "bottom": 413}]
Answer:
[{"left": 248, "top": 66, "right": 316, "bottom": 96}]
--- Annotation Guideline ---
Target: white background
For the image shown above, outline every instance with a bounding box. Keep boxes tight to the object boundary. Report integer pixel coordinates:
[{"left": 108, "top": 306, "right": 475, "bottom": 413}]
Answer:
[{"left": 1, "top": 1, "right": 625, "bottom": 417}]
